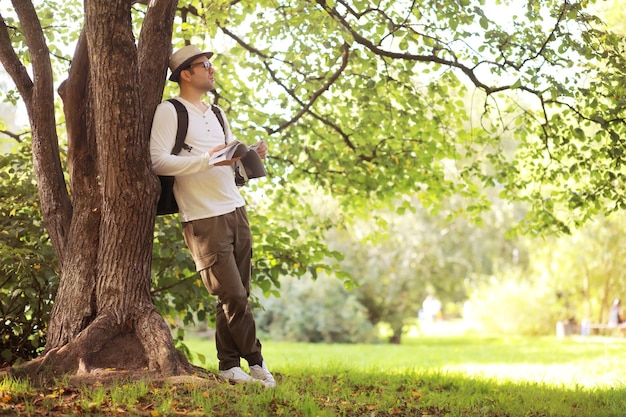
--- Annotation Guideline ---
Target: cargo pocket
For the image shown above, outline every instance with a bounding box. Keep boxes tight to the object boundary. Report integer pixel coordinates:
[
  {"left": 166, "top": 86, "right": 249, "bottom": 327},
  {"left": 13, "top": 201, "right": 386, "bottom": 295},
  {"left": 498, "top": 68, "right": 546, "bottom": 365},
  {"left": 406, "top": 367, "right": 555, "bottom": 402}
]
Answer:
[
  {"left": 196, "top": 252, "right": 217, "bottom": 273},
  {"left": 199, "top": 260, "right": 221, "bottom": 297},
  {"left": 183, "top": 218, "right": 219, "bottom": 272}
]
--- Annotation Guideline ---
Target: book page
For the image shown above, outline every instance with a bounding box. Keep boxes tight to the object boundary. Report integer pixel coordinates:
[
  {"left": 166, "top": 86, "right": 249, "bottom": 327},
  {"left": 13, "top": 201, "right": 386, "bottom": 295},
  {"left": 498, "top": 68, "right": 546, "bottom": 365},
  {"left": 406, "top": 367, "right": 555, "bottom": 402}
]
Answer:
[{"left": 209, "top": 140, "right": 248, "bottom": 165}]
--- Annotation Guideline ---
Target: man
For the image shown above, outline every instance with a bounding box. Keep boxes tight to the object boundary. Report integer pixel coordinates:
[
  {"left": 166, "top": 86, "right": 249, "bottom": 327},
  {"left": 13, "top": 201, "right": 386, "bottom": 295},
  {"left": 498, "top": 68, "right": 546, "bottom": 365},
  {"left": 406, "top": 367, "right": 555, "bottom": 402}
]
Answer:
[{"left": 150, "top": 45, "right": 275, "bottom": 387}]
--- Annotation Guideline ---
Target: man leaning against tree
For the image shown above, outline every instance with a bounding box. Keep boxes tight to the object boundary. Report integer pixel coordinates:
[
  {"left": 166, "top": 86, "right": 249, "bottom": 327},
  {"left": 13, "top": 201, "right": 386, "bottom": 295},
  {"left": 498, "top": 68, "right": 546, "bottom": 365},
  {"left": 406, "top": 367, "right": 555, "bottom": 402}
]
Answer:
[{"left": 150, "top": 44, "right": 275, "bottom": 387}]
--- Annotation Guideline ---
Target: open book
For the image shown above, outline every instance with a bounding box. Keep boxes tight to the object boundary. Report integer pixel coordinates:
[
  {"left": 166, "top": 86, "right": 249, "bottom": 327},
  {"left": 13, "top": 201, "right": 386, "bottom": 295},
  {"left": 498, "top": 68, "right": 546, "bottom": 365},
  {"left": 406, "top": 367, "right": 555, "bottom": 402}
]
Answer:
[
  {"left": 209, "top": 140, "right": 250, "bottom": 165},
  {"left": 210, "top": 140, "right": 267, "bottom": 181}
]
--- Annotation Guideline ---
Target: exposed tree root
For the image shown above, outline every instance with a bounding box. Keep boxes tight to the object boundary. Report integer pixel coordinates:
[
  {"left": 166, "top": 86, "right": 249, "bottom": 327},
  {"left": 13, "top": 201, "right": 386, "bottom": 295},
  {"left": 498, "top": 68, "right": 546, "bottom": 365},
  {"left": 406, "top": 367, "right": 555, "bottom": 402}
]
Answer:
[
  {"left": 1, "top": 365, "right": 219, "bottom": 391},
  {"left": 1, "top": 311, "right": 209, "bottom": 387}
]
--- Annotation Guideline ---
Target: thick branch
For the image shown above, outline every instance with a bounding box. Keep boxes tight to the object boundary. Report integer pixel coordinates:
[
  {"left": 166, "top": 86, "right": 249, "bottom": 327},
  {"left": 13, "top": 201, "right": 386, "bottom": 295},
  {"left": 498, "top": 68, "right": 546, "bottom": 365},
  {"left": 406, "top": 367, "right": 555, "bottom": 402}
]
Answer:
[
  {"left": 10, "top": 0, "right": 71, "bottom": 265},
  {"left": 10, "top": 0, "right": 54, "bottom": 117},
  {"left": 138, "top": 0, "right": 178, "bottom": 128},
  {"left": 59, "top": 30, "right": 90, "bottom": 177},
  {"left": 0, "top": 14, "right": 33, "bottom": 102}
]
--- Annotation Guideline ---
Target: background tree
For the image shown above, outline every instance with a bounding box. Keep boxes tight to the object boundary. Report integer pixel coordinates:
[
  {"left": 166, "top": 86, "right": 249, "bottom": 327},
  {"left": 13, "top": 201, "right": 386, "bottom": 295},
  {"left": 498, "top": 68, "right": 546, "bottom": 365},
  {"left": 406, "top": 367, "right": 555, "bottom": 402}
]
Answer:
[
  {"left": 1, "top": 0, "right": 625, "bottom": 379},
  {"left": 530, "top": 214, "right": 626, "bottom": 325},
  {"left": 331, "top": 195, "right": 525, "bottom": 343}
]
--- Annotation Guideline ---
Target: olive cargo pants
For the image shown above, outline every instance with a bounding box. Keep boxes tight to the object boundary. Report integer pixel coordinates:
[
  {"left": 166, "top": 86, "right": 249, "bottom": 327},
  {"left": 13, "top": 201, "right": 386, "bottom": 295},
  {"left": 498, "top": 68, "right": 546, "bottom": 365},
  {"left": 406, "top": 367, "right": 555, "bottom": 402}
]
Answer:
[{"left": 182, "top": 206, "right": 263, "bottom": 370}]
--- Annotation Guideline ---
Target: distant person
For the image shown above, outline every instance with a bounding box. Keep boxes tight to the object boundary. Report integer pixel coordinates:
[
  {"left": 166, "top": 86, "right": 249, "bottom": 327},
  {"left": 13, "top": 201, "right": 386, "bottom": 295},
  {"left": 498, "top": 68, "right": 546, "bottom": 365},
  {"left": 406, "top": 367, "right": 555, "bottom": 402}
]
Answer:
[
  {"left": 421, "top": 294, "right": 442, "bottom": 321},
  {"left": 609, "top": 298, "right": 625, "bottom": 327}
]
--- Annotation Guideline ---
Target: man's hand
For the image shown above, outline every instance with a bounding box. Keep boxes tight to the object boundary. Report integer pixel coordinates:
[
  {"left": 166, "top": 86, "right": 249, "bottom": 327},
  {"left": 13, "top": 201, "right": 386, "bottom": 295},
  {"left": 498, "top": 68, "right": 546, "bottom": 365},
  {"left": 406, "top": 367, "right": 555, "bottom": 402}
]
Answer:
[
  {"left": 209, "top": 143, "right": 227, "bottom": 155},
  {"left": 209, "top": 144, "right": 240, "bottom": 166},
  {"left": 214, "top": 157, "right": 241, "bottom": 166}
]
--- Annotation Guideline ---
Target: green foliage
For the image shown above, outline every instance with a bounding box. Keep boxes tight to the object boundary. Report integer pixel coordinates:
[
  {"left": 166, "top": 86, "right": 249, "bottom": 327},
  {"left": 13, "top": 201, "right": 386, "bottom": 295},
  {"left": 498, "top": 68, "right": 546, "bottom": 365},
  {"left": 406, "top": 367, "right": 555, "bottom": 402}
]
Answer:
[
  {"left": 203, "top": 1, "right": 476, "bottom": 213},
  {"left": 331, "top": 195, "right": 527, "bottom": 340},
  {"left": 0, "top": 145, "right": 58, "bottom": 366},
  {"left": 151, "top": 214, "right": 205, "bottom": 342},
  {"left": 191, "top": 0, "right": 626, "bottom": 234},
  {"left": 467, "top": 273, "right": 565, "bottom": 336},
  {"left": 254, "top": 275, "right": 375, "bottom": 343},
  {"left": 247, "top": 183, "right": 350, "bottom": 295},
  {"left": 467, "top": 213, "right": 626, "bottom": 334},
  {"left": 526, "top": 214, "right": 626, "bottom": 324}
]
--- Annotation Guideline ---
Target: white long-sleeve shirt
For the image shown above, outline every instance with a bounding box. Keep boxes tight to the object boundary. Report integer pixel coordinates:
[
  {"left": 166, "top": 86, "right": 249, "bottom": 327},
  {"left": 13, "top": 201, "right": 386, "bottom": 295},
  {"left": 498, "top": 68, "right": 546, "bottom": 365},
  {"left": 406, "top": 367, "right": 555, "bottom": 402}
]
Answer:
[{"left": 150, "top": 96, "right": 245, "bottom": 222}]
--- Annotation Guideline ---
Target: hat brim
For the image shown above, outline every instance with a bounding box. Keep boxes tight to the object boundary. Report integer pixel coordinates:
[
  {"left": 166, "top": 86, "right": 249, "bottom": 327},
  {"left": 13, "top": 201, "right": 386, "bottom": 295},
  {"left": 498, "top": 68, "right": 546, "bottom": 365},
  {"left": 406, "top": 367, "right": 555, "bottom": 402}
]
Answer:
[
  {"left": 240, "top": 150, "right": 266, "bottom": 179},
  {"left": 169, "top": 51, "right": 214, "bottom": 82}
]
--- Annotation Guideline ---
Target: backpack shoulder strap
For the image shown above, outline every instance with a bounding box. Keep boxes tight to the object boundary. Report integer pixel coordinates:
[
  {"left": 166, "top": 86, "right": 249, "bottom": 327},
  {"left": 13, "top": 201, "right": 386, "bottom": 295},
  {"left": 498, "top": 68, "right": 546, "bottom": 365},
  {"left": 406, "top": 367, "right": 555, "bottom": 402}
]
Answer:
[
  {"left": 210, "top": 104, "right": 227, "bottom": 144},
  {"left": 166, "top": 98, "right": 190, "bottom": 155}
]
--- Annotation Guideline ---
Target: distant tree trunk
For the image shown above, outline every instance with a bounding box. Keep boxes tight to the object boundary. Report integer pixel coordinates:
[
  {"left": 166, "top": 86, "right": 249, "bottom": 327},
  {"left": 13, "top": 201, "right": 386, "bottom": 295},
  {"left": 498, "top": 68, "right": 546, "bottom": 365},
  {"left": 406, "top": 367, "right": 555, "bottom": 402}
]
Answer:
[{"left": 1, "top": 0, "right": 197, "bottom": 379}]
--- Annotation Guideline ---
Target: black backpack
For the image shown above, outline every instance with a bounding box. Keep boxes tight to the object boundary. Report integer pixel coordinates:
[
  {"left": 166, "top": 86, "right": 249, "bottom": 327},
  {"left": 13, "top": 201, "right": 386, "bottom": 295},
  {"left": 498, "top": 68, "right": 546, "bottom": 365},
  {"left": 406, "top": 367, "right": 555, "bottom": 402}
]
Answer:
[{"left": 156, "top": 99, "right": 226, "bottom": 215}]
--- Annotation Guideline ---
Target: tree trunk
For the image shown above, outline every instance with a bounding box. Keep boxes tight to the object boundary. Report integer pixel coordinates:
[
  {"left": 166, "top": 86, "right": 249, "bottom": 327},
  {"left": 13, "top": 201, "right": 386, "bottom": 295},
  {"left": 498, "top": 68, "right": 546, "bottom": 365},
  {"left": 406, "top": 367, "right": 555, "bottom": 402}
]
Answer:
[{"left": 3, "top": 0, "right": 197, "bottom": 380}]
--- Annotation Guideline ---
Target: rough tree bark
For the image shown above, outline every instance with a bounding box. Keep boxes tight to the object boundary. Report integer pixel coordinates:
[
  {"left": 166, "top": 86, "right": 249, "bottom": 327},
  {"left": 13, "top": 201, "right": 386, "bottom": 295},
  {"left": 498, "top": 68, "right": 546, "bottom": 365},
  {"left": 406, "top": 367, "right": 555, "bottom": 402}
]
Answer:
[{"left": 1, "top": 0, "right": 200, "bottom": 380}]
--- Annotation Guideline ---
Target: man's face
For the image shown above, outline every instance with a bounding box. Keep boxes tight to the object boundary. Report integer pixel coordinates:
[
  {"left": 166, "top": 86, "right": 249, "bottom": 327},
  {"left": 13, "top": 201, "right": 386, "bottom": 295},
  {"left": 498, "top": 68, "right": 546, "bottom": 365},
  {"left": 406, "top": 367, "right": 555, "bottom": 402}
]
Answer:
[{"left": 184, "top": 56, "right": 215, "bottom": 91}]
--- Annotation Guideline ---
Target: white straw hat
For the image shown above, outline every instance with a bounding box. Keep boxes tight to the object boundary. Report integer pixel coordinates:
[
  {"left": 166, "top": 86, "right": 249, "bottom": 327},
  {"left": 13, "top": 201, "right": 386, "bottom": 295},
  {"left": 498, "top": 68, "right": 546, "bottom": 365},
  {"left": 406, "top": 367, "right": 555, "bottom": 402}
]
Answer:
[{"left": 169, "top": 45, "right": 213, "bottom": 82}]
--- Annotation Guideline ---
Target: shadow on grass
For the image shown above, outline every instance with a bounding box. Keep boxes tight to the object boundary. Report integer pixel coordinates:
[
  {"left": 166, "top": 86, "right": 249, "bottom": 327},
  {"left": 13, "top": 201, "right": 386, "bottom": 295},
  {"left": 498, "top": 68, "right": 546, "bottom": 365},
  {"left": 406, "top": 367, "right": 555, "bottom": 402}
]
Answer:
[{"left": 4, "top": 366, "right": 623, "bottom": 417}]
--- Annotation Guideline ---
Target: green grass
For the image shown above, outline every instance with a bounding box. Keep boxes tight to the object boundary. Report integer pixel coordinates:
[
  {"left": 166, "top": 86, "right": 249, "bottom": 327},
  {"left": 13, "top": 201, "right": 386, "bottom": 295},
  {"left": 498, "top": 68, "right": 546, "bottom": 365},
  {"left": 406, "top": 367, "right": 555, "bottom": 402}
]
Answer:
[
  {"left": 2, "top": 335, "right": 626, "bottom": 416},
  {"left": 186, "top": 333, "right": 626, "bottom": 387}
]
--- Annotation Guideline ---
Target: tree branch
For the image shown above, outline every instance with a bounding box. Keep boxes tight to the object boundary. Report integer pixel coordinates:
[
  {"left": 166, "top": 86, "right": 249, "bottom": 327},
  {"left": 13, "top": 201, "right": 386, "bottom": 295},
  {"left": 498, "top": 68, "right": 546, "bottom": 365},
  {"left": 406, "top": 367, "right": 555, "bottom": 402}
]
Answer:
[
  {"left": 0, "top": 128, "right": 28, "bottom": 143},
  {"left": 138, "top": 0, "right": 178, "bottom": 124},
  {"left": 317, "top": 0, "right": 513, "bottom": 95},
  {"left": 0, "top": 14, "right": 33, "bottom": 103},
  {"left": 219, "top": 27, "right": 355, "bottom": 147},
  {"left": 10, "top": 0, "right": 71, "bottom": 266}
]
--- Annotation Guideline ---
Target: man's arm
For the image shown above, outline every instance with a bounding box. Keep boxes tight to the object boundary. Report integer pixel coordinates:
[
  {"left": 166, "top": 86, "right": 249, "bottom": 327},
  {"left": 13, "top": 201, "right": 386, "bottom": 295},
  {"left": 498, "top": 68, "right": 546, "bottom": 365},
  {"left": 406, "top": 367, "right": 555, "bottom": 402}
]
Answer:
[{"left": 150, "top": 102, "right": 214, "bottom": 176}]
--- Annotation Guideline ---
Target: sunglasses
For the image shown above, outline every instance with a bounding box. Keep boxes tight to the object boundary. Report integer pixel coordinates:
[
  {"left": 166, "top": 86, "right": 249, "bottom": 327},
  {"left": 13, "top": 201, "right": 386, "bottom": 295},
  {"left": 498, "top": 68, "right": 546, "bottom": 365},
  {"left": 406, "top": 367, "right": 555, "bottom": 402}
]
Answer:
[{"left": 187, "top": 61, "right": 213, "bottom": 71}]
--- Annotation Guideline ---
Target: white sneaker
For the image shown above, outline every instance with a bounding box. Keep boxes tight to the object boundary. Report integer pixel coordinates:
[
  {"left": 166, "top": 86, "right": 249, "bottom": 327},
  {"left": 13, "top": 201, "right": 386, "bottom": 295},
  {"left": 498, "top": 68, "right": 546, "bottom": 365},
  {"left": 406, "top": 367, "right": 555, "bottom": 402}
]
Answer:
[
  {"left": 249, "top": 362, "right": 276, "bottom": 388},
  {"left": 218, "top": 367, "right": 259, "bottom": 385}
]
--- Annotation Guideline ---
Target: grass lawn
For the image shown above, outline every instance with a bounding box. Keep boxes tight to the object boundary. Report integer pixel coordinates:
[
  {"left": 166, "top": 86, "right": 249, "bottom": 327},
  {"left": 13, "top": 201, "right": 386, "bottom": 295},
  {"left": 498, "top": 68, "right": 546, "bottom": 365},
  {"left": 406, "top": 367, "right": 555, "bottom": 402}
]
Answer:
[
  {"left": 2, "top": 332, "right": 626, "bottom": 416},
  {"left": 185, "top": 332, "right": 626, "bottom": 388}
]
